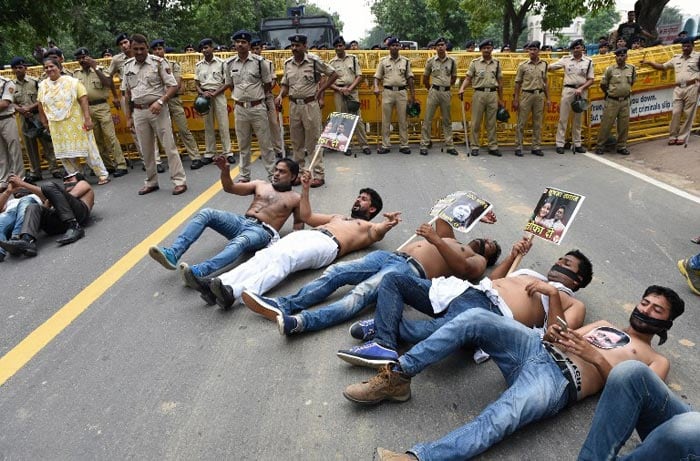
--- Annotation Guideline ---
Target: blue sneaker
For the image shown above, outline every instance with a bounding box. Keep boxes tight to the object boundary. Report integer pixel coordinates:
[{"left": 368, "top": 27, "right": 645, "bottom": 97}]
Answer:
[
  {"left": 337, "top": 341, "right": 398, "bottom": 368},
  {"left": 149, "top": 245, "right": 177, "bottom": 270},
  {"left": 349, "top": 319, "right": 376, "bottom": 341},
  {"left": 277, "top": 314, "right": 303, "bottom": 336},
  {"left": 242, "top": 290, "right": 282, "bottom": 321}
]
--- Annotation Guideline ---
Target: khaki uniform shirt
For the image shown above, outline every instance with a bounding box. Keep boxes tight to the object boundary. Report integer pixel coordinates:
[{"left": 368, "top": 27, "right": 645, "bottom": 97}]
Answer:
[
  {"left": 107, "top": 52, "right": 128, "bottom": 79},
  {"left": 602, "top": 63, "right": 636, "bottom": 98},
  {"left": 662, "top": 51, "right": 700, "bottom": 84},
  {"left": 74, "top": 66, "right": 111, "bottom": 101},
  {"left": 424, "top": 55, "right": 456, "bottom": 87},
  {"left": 12, "top": 76, "right": 40, "bottom": 107},
  {"left": 329, "top": 54, "right": 361, "bottom": 86},
  {"left": 224, "top": 53, "right": 270, "bottom": 102},
  {"left": 374, "top": 55, "right": 413, "bottom": 87},
  {"left": 195, "top": 57, "right": 226, "bottom": 91},
  {"left": 0, "top": 76, "right": 16, "bottom": 116},
  {"left": 549, "top": 55, "right": 594, "bottom": 86},
  {"left": 467, "top": 57, "right": 501, "bottom": 88},
  {"left": 515, "top": 59, "right": 548, "bottom": 91},
  {"left": 281, "top": 53, "right": 335, "bottom": 98},
  {"left": 121, "top": 55, "right": 177, "bottom": 104},
  {"left": 167, "top": 59, "right": 184, "bottom": 95}
]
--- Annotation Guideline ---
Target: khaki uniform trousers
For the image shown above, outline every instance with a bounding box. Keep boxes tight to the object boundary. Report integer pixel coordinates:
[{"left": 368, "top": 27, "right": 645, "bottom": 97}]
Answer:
[
  {"left": 234, "top": 103, "right": 276, "bottom": 181},
  {"left": 670, "top": 84, "right": 699, "bottom": 142},
  {"left": 596, "top": 97, "right": 630, "bottom": 149},
  {"left": 333, "top": 91, "right": 369, "bottom": 148},
  {"left": 20, "top": 116, "right": 60, "bottom": 176},
  {"left": 381, "top": 88, "right": 408, "bottom": 148},
  {"left": 265, "top": 93, "right": 283, "bottom": 154},
  {"left": 90, "top": 102, "right": 127, "bottom": 170},
  {"left": 471, "top": 90, "right": 498, "bottom": 149},
  {"left": 203, "top": 93, "right": 231, "bottom": 157},
  {"left": 0, "top": 116, "right": 25, "bottom": 182},
  {"left": 133, "top": 107, "right": 186, "bottom": 187},
  {"left": 516, "top": 91, "right": 545, "bottom": 150},
  {"left": 168, "top": 96, "right": 201, "bottom": 161},
  {"left": 556, "top": 87, "right": 586, "bottom": 147},
  {"left": 289, "top": 100, "right": 324, "bottom": 178},
  {"left": 421, "top": 88, "right": 453, "bottom": 147}
]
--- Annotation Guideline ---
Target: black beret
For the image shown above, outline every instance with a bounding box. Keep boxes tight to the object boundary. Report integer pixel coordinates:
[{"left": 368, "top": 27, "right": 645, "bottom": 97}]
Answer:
[
  {"left": 434, "top": 37, "right": 447, "bottom": 46},
  {"left": 427, "top": 40, "right": 436, "bottom": 47},
  {"left": 527, "top": 40, "right": 541, "bottom": 49},
  {"left": 198, "top": 38, "right": 214, "bottom": 49},
  {"left": 570, "top": 39, "right": 585, "bottom": 49},
  {"left": 288, "top": 34, "right": 307, "bottom": 44},
  {"left": 386, "top": 37, "right": 400, "bottom": 46},
  {"left": 679, "top": 36, "right": 693, "bottom": 44},
  {"left": 150, "top": 39, "right": 165, "bottom": 49},
  {"left": 479, "top": 39, "right": 494, "bottom": 48},
  {"left": 73, "top": 47, "right": 90, "bottom": 58},
  {"left": 332, "top": 36, "right": 345, "bottom": 46},
  {"left": 115, "top": 33, "right": 129, "bottom": 45},
  {"left": 10, "top": 56, "right": 28, "bottom": 67},
  {"left": 614, "top": 47, "right": 628, "bottom": 55},
  {"left": 232, "top": 30, "right": 252, "bottom": 42},
  {"left": 464, "top": 40, "right": 475, "bottom": 48},
  {"left": 250, "top": 38, "right": 262, "bottom": 46},
  {"left": 165, "top": 47, "right": 175, "bottom": 53}
]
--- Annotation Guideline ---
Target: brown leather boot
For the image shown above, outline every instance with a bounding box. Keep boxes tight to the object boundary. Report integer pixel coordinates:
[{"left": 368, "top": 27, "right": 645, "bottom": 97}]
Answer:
[{"left": 342, "top": 364, "right": 411, "bottom": 405}]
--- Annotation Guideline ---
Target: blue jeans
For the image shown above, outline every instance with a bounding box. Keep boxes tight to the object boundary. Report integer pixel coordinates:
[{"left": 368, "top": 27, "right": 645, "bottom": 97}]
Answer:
[
  {"left": 273, "top": 250, "right": 420, "bottom": 332},
  {"left": 399, "top": 309, "right": 570, "bottom": 461},
  {"left": 373, "top": 272, "right": 501, "bottom": 350},
  {"left": 168, "top": 208, "right": 272, "bottom": 277},
  {"left": 578, "top": 360, "right": 698, "bottom": 461},
  {"left": 689, "top": 253, "right": 700, "bottom": 270},
  {"left": 0, "top": 196, "right": 36, "bottom": 256}
]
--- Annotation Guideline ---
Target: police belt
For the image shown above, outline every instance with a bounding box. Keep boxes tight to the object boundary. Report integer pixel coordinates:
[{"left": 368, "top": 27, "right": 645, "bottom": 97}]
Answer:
[
  {"left": 393, "top": 251, "right": 427, "bottom": 279},
  {"left": 564, "top": 84, "right": 579, "bottom": 89},
  {"left": 384, "top": 85, "right": 406, "bottom": 91},
  {"left": 244, "top": 215, "right": 275, "bottom": 237},
  {"left": 290, "top": 96, "right": 316, "bottom": 104},
  {"left": 0, "top": 113, "right": 15, "bottom": 120},
  {"left": 543, "top": 342, "right": 579, "bottom": 407},
  {"left": 605, "top": 95, "right": 629, "bottom": 101},
  {"left": 132, "top": 101, "right": 159, "bottom": 110},
  {"left": 431, "top": 85, "right": 451, "bottom": 91},
  {"left": 522, "top": 89, "right": 545, "bottom": 94},
  {"left": 315, "top": 228, "right": 341, "bottom": 252},
  {"left": 88, "top": 98, "right": 108, "bottom": 106},
  {"left": 235, "top": 99, "right": 264, "bottom": 108},
  {"left": 474, "top": 87, "right": 497, "bottom": 92},
  {"left": 677, "top": 79, "right": 698, "bottom": 87}
]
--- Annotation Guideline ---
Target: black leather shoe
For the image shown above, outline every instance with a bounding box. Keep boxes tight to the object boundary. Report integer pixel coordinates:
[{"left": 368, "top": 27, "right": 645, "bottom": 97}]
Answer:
[
  {"left": 470, "top": 149, "right": 480, "bottom": 156},
  {"left": 595, "top": 148, "right": 604, "bottom": 155},
  {"left": 201, "top": 157, "right": 213, "bottom": 165},
  {"left": 488, "top": 149, "right": 502, "bottom": 157},
  {"left": 113, "top": 168, "right": 129, "bottom": 177},
  {"left": 183, "top": 267, "right": 217, "bottom": 306},
  {"left": 555, "top": 147, "right": 565, "bottom": 154},
  {"left": 531, "top": 149, "right": 544, "bottom": 157},
  {"left": 344, "top": 148, "right": 352, "bottom": 157},
  {"left": 362, "top": 147, "right": 371, "bottom": 155},
  {"left": 445, "top": 148, "right": 458, "bottom": 156},
  {"left": 190, "top": 159, "right": 204, "bottom": 170},
  {"left": 0, "top": 238, "right": 38, "bottom": 257},
  {"left": 616, "top": 148, "right": 630, "bottom": 155},
  {"left": 574, "top": 146, "right": 586, "bottom": 154},
  {"left": 377, "top": 147, "right": 390, "bottom": 154},
  {"left": 156, "top": 164, "right": 166, "bottom": 173},
  {"left": 210, "top": 278, "right": 236, "bottom": 309},
  {"left": 226, "top": 155, "right": 236, "bottom": 164},
  {"left": 56, "top": 225, "right": 85, "bottom": 245},
  {"left": 419, "top": 148, "right": 428, "bottom": 155},
  {"left": 514, "top": 149, "right": 523, "bottom": 157},
  {"left": 399, "top": 147, "right": 411, "bottom": 155}
]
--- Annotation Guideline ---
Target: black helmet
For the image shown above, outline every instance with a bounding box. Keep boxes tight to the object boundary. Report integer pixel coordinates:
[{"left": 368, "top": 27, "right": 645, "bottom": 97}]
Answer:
[
  {"left": 496, "top": 105, "right": 510, "bottom": 122},
  {"left": 571, "top": 95, "right": 588, "bottom": 113},
  {"left": 194, "top": 96, "right": 210, "bottom": 115},
  {"left": 346, "top": 98, "right": 361, "bottom": 113},
  {"left": 406, "top": 101, "right": 421, "bottom": 117}
]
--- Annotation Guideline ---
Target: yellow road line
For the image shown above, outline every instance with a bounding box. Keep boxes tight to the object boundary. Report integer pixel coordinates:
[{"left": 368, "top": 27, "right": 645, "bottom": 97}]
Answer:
[{"left": 0, "top": 164, "right": 243, "bottom": 386}]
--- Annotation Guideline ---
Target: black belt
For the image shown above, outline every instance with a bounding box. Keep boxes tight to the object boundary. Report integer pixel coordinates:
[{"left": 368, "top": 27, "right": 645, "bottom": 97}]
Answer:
[
  {"left": 290, "top": 96, "right": 316, "bottom": 104},
  {"left": 605, "top": 95, "right": 629, "bottom": 101},
  {"left": 235, "top": 99, "right": 264, "bottom": 108},
  {"left": 474, "top": 87, "right": 497, "bottom": 92},
  {"left": 132, "top": 101, "right": 158, "bottom": 110},
  {"left": 316, "top": 228, "right": 341, "bottom": 252},
  {"left": 384, "top": 85, "right": 406, "bottom": 91},
  {"left": 522, "top": 89, "right": 544, "bottom": 94},
  {"left": 564, "top": 84, "right": 578, "bottom": 89},
  {"left": 394, "top": 251, "right": 427, "bottom": 279},
  {"left": 245, "top": 215, "right": 275, "bottom": 237},
  {"left": 543, "top": 342, "right": 579, "bottom": 407},
  {"left": 431, "top": 85, "right": 451, "bottom": 91},
  {"left": 88, "top": 98, "right": 108, "bottom": 106},
  {"left": 0, "top": 113, "right": 15, "bottom": 120}
]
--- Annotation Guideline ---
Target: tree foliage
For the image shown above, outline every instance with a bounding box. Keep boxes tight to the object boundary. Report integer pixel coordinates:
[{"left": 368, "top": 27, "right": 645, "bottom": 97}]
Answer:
[{"left": 582, "top": 6, "right": 620, "bottom": 43}]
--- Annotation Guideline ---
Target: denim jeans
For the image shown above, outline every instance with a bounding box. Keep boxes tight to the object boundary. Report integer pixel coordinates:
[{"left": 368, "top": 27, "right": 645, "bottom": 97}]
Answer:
[
  {"left": 373, "top": 272, "right": 501, "bottom": 350},
  {"left": 399, "top": 309, "right": 570, "bottom": 461},
  {"left": 689, "top": 252, "right": 700, "bottom": 270},
  {"left": 0, "top": 196, "right": 36, "bottom": 256},
  {"left": 168, "top": 208, "right": 272, "bottom": 277},
  {"left": 578, "top": 360, "right": 698, "bottom": 461},
  {"left": 274, "top": 250, "right": 420, "bottom": 332}
]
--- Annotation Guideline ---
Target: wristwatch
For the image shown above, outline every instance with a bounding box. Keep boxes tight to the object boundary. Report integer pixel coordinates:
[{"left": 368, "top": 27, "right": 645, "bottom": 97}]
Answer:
[{"left": 157, "top": 99, "right": 164, "bottom": 106}]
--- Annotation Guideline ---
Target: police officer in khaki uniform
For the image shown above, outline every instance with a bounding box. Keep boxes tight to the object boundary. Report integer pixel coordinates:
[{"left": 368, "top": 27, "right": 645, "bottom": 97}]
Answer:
[
  {"left": 513, "top": 40, "right": 549, "bottom": 157},
  {"left": 73, "top": 47, "right": 129, "bottom": 177},
  {"left": 595, "top": 47, "right": 636, "bottom": 155},
  {"left": 642, "top": 37, "right": 700, "bottom": 145},
  {"left": 150, "top": 39, "right": 204, "bottom": 170},
  {"left": 548, "top": 38, "right": 595, "bottom": 154},
  {"left": 251, "top": 38, "right": 284, "bottom": 158},
  {"left": 224, "top": 30, "right": 277, "bottom": 182},
  {"left": 195, "top": 38, "right": 233, "bottom": 164},
  {"left": 275, "top": 34, "right": 337, "bottom": 188},
  {"left": 329, "top": 36, "right": 370, "bottom": 155},
  {"left": 421, "top": 37, "right": 457, "bottom": 156},
  {"left": 459, "top": 39, "right": 503, "bottom": 156},
  {"left": 0, "top": 75, "right": 25, "bottom": 183},
  {"left": 122, "top": 34, "right": 187, "bottom": 195},
  {"left": 10, "top": 56, "right": 62, "bottom": 180},
  {"left": 374, "top": 37, "right": 415, "bottom": 154}
]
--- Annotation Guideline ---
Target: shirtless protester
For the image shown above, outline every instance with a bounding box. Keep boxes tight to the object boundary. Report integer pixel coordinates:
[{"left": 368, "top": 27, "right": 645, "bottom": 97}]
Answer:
[
  {"left": 148, "top": 156, "right": 302, "bottom": 290},
  {"left": 203, "top": 172, "right": 400, "bottom": 310},
  {"left": 0, "top": 174, "right": 95, "bottom": 257},
  {"left": 241, "top": 217, "right": 500, "bottom": 336},
  {"left": 344, "top": 285, "right": 684, "bottom": 461},
  {"left": 336, "top": 238, "right": 591, "bottom": 367}
]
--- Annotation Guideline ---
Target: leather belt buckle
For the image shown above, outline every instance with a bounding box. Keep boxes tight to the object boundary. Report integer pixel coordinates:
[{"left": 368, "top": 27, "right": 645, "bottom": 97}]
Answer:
[{"left": 295, "top": 98, "right": 305, "bottom": 105}]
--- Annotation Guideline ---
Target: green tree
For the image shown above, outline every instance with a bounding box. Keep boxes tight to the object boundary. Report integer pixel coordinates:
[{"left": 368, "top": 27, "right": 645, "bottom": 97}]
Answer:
[
  {"left": 582, "top": 6, "right": 620, "bottom": 43},
  {"left": 370, "top": 0, "right": 443, "bottom": 46}
]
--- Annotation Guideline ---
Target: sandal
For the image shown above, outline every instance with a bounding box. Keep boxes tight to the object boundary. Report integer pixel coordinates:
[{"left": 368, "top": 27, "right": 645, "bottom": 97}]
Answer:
[
  {"left": 691, "top": 236, "right": 700, "bottom": 244},
  {"left": 97, "top": 177, "right": 111, "bottom": 185}
]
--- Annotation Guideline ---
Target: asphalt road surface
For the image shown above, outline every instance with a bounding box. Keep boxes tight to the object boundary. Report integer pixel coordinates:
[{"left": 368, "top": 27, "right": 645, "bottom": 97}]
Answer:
[{"left": 1, "top": 145, "right": 698, "bottom": 460}]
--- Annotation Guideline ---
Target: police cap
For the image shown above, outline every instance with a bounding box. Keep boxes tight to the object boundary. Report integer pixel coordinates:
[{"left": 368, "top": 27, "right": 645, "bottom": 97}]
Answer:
[
  {"left": 679, "top": 36, "right": 693, "bottom": 44},
  {"left": 464, "top": 40, "right": 476, "bottom": 48},
  {"left": 386, "top": 37, "right": 400, "bottom": 46},
  {"left": 115, "top": 33, "right": 129, "bottom": 45},
  {"left": 73, "top": 47, "right": 90, "bottom": 58},
  {"left": 569, "top": 39, "right": 585, "bottom": 49},
  {"left": 198, "top": 38, "right": 214, "bottom": 50},
  {"left": 332, "top": 36, "right": 345, "bottom": 46},
  {"left": 479, "top": 39, "right": 494, "bottom": 48},
  {"left": 614, "top": 47, "right": 628, "bottom": 56},
  {"left": 232, "top": 30, "right": 253, "bottom": 42},
  {"left": 150, "top": 39, "right": 165, "bottom": 49},
  {"left": 44, "top": 47, "right": 63, "bottom": 58},
  {"left": 527, "top": 40, "right": 541, "bottom": 49},
  {"left": 288, "top": 34, "right": 307, "bottom": 44},
  {"left": 250, "top": 38, "right": 262, "bottom": 47},
  {"left": 434, "top": 37, "right": 447, "bottom": 46},
  {"left": 10, "top": 56, "right": 28, "bottom": 68}
]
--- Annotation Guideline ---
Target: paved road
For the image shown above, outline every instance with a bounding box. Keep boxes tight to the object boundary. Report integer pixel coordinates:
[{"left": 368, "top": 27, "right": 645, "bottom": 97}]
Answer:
[{"left": 1, "top": 146, "right": 698, "bottom": 460}]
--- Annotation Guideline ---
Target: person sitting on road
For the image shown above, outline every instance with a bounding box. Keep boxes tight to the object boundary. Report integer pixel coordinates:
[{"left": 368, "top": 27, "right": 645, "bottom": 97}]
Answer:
[
  {"left": 197, "top": 172, "right": 400, "bottom": 310},
  {"left": 336, "top": 238, "right": 592, "bottom": 367},
  {"left": 346, "top": 285, "right": 684, "bottom": 461},
  {"left": 148, "top": 156, "right": 303, "bottom": 289},
  {"left": 241, "top": 216, "right": 500, "bottom": 336},
  {"left": 0, "top": 174, "right": 94, "bottom": 257},
  {"left": 0, "top": 182, "right": 42, "bottom": 262}
]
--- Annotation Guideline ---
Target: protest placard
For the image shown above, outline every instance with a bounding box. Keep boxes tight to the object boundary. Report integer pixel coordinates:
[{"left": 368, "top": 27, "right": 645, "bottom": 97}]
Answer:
[
  {"left": 524, "top": 187, "right": 585, "bottom": 244},
  {"left": 317, "top": 112, "right": 360, "bottom": 153}
]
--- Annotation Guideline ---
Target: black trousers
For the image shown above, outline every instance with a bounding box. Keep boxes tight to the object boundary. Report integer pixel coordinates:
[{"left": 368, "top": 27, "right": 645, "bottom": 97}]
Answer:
[{"left": 21, "top": 182, "right": 90, "bottom": 237}]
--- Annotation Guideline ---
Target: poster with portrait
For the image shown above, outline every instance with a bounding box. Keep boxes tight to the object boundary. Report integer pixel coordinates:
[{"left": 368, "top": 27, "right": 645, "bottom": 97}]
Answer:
[
  {"left": 317, "top": 112, "right": 360, "bottom": 153},
  {"left": 524, "top": 187, "right": 585, "bottom": 244},
  {"left": 435, "top": 191, "right": 492, "bottom": 234}
]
